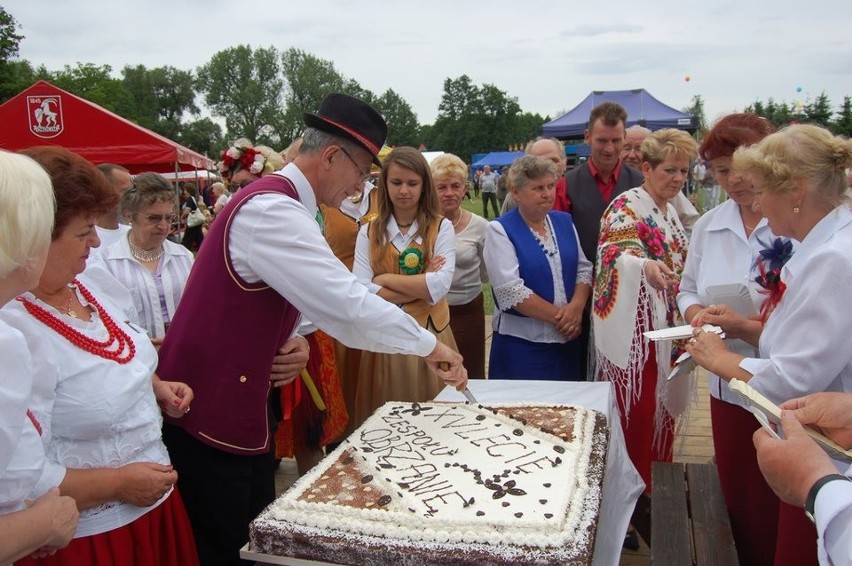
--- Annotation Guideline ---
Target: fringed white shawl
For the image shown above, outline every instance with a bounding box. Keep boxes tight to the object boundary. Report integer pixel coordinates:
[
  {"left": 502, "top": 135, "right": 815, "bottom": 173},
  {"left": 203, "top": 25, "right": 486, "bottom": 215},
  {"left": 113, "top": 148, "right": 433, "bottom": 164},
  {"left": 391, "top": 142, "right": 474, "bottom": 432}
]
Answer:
[{"left": 592, "top": 187, "right": 693, "bottom": 448}]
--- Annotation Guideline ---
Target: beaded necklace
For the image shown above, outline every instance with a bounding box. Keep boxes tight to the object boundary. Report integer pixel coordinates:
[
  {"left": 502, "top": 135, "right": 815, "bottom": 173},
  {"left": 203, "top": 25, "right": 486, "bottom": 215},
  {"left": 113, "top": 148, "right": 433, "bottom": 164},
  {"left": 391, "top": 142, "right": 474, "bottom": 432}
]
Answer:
[
  {"left": 19, "top": 279, "right": 136, "bottom": 364},
  {"left": 529, "top": 219, "right": 558, "bottom": 257}
]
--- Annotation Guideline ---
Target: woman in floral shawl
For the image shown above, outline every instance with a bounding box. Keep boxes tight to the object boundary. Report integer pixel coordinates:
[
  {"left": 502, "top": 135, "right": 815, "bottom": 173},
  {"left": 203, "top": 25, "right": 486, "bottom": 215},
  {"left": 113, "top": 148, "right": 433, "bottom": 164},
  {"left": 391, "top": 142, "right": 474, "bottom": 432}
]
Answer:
[
  {"left": 350, "top": 147, "right": 457, "bottom": 431},
  {"left": 593, "top": 128, "right": 698, "bottom": 491}
]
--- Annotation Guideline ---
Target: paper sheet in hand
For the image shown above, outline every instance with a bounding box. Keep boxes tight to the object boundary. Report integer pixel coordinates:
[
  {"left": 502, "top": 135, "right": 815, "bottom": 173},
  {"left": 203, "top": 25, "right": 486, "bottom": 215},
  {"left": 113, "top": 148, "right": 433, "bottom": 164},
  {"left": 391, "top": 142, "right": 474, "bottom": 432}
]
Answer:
[
  {"left": 705, "top": 283, "right": 757, "bottom": 317},
  {"left": 643, "top": 324, "right": 723, "bottom": 341},
  {"left": 728, "top": 379, "right": 852, "bottom": 463},
  {"left": 666, "top": 351, "right": 696, "bottom": 381}
]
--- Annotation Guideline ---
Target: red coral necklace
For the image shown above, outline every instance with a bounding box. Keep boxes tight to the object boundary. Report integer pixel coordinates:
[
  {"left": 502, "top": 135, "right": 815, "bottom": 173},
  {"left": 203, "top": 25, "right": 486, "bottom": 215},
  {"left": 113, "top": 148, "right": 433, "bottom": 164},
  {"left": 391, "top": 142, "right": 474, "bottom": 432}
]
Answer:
[{"left": 18, "top": 279, "right": 136, "bottom": 364}]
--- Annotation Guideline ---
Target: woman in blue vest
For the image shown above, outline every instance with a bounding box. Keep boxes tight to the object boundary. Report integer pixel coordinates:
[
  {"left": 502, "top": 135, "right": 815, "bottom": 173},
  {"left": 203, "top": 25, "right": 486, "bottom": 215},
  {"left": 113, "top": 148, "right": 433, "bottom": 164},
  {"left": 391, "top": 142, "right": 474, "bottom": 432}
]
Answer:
[{"left": 483, "top": 154, "right": 592, "bottom": 380}]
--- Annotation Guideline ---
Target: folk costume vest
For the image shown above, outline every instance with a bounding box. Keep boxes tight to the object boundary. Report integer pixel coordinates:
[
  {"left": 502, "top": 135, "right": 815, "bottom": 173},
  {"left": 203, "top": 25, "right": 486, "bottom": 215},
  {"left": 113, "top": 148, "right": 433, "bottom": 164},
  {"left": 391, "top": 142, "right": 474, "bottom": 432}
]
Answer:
[
  {"left": 158, "top": 175, "right": 302, "bottom": 455},
  {"left": 566, "top": 162, "right": 643, "bottom": 262},
  {"left": 495, "top": 208, "right": 579, "bottom": 321},
  {"left": 320, "top": 189, "right": 379, "bottom": 271},
  {"left": 368, "top": 218, "right": 450, "bottom": 331}
]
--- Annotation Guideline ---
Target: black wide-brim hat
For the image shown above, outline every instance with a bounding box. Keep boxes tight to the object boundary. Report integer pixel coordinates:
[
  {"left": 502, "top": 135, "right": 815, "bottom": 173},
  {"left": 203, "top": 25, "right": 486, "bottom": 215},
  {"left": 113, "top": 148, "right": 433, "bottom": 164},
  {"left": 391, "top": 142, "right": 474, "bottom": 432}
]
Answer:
[{"left": 303, "top": 93, "right": 388, "bottom": 167}]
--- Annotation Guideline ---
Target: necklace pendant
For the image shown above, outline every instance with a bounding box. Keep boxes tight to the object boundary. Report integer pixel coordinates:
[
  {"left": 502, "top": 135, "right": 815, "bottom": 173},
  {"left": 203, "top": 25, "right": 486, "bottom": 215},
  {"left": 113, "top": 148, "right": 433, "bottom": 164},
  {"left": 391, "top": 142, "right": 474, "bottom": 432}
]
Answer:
[{"left": 67, "top": 309, "right": 78, "bottom": 319}]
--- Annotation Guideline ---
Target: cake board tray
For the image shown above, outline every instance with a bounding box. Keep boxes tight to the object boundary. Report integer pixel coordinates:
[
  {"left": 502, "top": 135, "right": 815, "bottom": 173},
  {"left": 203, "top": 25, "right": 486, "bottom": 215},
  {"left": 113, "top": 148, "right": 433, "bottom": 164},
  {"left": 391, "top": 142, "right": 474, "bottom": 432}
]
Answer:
[{"left": 241, "top": 543, "right": 337, "bottom": 565}]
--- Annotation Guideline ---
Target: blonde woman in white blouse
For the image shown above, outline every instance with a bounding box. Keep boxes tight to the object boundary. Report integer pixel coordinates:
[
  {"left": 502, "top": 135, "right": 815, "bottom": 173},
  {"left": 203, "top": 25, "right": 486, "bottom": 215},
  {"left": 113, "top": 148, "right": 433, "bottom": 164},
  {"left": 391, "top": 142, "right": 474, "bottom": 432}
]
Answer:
[
  {"left": 96, "top": 172, "right": 194, "bottom": 344},
  {"left": 432, "top": 153, "right": 489, "bottom": 378}
]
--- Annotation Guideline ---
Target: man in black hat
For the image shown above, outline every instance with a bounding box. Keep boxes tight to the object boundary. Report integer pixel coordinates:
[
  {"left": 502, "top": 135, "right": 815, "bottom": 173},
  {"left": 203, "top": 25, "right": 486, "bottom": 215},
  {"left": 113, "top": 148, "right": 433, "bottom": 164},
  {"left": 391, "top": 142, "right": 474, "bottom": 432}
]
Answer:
[{"left": 157, "top": 93, "right": 468, "bottom": 565}]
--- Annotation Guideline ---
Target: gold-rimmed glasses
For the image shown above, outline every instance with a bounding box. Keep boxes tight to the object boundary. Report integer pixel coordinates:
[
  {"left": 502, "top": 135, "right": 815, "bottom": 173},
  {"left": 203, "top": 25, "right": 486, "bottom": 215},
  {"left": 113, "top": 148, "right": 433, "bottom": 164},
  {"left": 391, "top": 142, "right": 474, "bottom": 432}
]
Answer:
[{"left": 339, "top": 146, "right": 371, "bottom": 183}]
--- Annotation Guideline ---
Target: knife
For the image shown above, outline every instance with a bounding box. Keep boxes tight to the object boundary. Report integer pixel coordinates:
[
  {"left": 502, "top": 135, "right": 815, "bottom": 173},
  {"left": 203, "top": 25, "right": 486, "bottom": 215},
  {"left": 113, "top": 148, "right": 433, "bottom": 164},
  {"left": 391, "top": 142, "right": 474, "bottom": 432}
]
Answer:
[
  {"left": 437, "top": 361, "right": 477, "bottom": 404},
  {"left": 461, "top": 387, "right": 478, "bottom": 404}
]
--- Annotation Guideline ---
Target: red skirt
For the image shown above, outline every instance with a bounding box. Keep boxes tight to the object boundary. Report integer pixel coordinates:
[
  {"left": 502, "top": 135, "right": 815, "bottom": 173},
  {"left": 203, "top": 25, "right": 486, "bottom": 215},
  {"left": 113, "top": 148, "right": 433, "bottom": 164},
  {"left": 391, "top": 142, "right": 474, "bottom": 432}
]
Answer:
[
  {"left": 616, "top": 345, "right": 674, "bottom": 493},
  {"left": 17, "top": 489, "right": 199, "bottom": 566},
  {"left": 711, "top": 396, "right": 779, "bottom": 566}
]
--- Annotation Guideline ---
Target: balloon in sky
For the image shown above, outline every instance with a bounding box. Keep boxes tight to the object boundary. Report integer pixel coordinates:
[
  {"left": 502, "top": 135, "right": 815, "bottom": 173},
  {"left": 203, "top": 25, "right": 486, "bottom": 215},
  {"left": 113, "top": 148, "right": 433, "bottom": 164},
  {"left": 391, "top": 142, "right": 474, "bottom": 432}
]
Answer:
[
  {"left": 796, "top": 86, "right": 803, "bottom": 93},
  {"left": 684, "top": 75, "right": 691, "bottom": 82}
]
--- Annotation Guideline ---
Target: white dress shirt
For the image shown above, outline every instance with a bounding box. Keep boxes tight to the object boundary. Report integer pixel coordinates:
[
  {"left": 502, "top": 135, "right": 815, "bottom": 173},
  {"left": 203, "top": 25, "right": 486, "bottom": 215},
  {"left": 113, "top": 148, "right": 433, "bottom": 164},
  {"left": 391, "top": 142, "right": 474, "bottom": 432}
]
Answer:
[
  {"left": 0, "top": 279, "right": 170, "bottom": 538},
  {"left": 740, "top": 205, "right": 852, "bottom": 403},
  {"left": 96, "top": 234, "right": 194, "bottom": 339},
  {"left": 677, "top": 199, "right": 790, "bottom": 406},
  {"left": 228, "top": 164, "right": 436, "bottom": 357},
  {"left": 353, "top": 217, "right": 456, "bottom": 304},
  {"left": 0, "top": 322, "right": 48, "bottom": 515},
  {"left": 484, "top": 216, "right": 592, "bottom": 343},
  {"left": 815, "top": 467, "right": 852, "bottom": 566}
]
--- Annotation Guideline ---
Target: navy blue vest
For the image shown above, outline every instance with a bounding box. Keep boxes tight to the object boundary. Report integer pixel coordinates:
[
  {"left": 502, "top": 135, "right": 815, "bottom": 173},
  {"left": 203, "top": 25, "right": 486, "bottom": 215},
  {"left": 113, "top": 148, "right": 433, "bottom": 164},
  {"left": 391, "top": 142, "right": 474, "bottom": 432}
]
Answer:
[{"left": 496, "top": 208, "right": 579, "bottom": 317}]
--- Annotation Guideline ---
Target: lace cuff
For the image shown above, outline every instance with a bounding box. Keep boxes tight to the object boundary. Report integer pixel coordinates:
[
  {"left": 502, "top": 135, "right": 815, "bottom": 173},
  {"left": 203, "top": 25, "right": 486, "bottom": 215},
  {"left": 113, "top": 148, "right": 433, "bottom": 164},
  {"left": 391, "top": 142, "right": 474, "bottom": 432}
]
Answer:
[
  {"left": 493, "top": 279, "right": 533, "bottom": 311},
  {"left": 576, "top": 271, "right": 593, "bottom": 287}
]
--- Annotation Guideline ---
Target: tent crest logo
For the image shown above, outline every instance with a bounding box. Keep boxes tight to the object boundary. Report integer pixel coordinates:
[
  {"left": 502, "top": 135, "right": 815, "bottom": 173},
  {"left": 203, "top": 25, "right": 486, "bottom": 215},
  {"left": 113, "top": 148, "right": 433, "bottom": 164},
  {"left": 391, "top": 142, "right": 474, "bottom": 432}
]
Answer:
[{"left": 27, "top": 95, "right": 64, "bottom": 139}]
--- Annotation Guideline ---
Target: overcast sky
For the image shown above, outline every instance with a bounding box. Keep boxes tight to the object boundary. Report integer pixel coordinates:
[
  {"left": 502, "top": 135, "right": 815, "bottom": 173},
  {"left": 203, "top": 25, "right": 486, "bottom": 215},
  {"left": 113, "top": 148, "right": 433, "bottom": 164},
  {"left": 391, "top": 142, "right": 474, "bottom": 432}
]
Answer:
[{"left": 8, "top": 0, "right": 852, "bottom": 130}]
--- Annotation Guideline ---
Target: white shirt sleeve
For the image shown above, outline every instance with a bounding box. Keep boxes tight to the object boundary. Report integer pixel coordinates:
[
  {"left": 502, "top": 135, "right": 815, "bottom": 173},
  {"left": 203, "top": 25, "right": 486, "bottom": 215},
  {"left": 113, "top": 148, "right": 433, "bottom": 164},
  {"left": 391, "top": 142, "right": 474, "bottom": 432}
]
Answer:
[
  {"left": 814, "top": 477, "right": 852, "bottom": 566},
  {"left": 424, "top": 218, "right": 456, "bottom": 304},
  {"left": 483, "top": 220, "right": 531, "bottom": 311},
  {"left": 229, "top": 194, "right": 436, "bottom": 357},
  {"left": 353, "top": 223, "right": 381, "bottom": 294},
  {"left": 742, "top": 251, "right": 852, "bottom": 403},
  {"left": 574, "top": 224, "right": 593, "bottom": 286}
]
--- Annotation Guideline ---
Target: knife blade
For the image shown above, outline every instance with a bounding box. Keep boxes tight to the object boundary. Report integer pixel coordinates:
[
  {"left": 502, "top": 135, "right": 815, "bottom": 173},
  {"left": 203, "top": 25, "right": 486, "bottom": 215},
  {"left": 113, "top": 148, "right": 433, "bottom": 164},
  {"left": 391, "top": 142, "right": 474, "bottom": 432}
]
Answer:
[{"left": 461, "top": 387, "right": 478, "bottom": 404}]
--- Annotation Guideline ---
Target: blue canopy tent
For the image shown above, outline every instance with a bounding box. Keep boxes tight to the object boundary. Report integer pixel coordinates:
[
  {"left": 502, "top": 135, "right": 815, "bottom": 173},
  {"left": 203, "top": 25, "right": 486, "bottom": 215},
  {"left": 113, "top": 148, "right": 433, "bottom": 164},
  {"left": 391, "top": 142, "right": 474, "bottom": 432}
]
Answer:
[
  {"left": 470, "top": 151, "right": 524, "bottom": 170},
  {"left": 541, "top": 89, "right": 696, "bottom": 139}
]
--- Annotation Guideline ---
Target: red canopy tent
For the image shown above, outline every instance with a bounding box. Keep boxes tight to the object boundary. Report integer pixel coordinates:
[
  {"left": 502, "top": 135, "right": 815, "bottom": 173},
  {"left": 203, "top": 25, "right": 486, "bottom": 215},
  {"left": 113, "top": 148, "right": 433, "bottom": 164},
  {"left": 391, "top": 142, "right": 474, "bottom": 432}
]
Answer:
[{"left": 0, "top": 80, "right": 215, "bottom": 173}]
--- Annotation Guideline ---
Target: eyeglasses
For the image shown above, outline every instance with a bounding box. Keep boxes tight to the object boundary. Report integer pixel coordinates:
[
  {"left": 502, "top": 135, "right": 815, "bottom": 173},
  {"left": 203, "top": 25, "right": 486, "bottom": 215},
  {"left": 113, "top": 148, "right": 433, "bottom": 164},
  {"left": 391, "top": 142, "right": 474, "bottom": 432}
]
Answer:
[
  {"left": 139, "top": 213, "right": 178, "bottom": 225},
  {"left": 339, "top": 146, "right": 372, "bottom": 183}
]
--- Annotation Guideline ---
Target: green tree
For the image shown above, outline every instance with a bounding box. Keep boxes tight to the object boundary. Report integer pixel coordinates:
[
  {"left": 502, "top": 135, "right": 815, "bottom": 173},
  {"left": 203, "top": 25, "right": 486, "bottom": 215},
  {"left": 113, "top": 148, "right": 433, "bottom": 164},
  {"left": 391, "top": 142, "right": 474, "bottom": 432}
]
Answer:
[
  {"left": 682, "top": 95, "right": 707, "bottom": 133},
  {"left": 0, "top": 5, "right": 23, "bottom": 62},
  {"left": 120, "top": 65, "right": 199, "bottom": 140},
  {"left": 49, "top": 63, "right": 132, "bottom": 113},
  {"left": 180, "top": 117, "right": 224, "bottom": 157},
  {"left": 430, "top": 75, "right": 524, "bottom": 158},
  {"left": 196, "top": 45, "right": 283, "bottom": 146},
  {"left": 375, "top": 88, "right": 419, "bottom": 146},
  {"left": 832, "top": 96, "right": 852, "bottom": 137},
  {"left": 278, "top": 48, "right": 348, "bottom": 144},
  {"left": 0, "top": 59, "right": 43, "bottom": 103},
  {"left": 805, "top": 91, "right": 832, "bottom": 127}
]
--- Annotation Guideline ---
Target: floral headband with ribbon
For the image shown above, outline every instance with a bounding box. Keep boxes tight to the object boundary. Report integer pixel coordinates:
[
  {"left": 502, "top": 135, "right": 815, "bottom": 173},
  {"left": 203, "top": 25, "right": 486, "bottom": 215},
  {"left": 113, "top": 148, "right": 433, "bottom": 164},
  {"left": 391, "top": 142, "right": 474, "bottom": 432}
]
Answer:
[{"left": 217, "top": 138, "right": 266, "bottom": 179}]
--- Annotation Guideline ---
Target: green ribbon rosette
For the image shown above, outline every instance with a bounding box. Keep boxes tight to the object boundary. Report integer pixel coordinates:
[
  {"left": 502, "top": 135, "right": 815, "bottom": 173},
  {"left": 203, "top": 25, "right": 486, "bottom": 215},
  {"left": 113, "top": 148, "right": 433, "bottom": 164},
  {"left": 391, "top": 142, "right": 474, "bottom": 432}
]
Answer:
[{"left": 398, "top": 248, "right": 424, "bottom": 275}]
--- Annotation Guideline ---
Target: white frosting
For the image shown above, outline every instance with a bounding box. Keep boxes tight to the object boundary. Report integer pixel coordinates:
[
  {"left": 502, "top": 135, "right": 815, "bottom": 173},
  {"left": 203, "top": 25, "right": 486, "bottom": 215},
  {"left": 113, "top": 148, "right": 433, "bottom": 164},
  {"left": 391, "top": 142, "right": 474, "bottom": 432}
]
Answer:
[{"left": 265, "top": 403, "right": 604, "bottom": 551}]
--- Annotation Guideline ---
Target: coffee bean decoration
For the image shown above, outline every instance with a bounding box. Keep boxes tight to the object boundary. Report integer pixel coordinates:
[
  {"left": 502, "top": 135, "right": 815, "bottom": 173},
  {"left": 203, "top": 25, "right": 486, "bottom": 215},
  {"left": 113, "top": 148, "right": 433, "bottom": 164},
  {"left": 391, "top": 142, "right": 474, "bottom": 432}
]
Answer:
[
  {"left": 553, "top": 445, "right": 565, "bottom": 454},
  {"left": 512, "top": 428, "right": 524, "bottom": 437},
  {"left": 544, "top": 513, "right": 553, "bottom": 519},
  {"left": 377, "top": 495, "right": 392, "bottom": 507},
  {"left": 361, "top": 475, "right": 373, "bottom": 484},
  {"left": 502, "top": 501, "right": 510, "bottom": 507},
  {"left": 514, "top": 512, "right": 523, "bottom": 518},
  {"left": 476, "top": 511, "right": 485, "bottom": 516},
  {"left": 476, "top": 415, "right": 486, "bottom": 421},
  {"left": 543, "top": 483, "right": 551, "bottom": 488},
  {"left": 539, "top": 499, "right": 547, "bottom": 504}
]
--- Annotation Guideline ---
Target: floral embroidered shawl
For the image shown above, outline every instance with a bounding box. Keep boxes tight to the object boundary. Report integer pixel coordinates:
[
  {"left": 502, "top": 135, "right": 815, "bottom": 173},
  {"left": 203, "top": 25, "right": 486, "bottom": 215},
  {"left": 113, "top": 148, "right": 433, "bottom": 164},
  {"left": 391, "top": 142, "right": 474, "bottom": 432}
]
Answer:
[{"left": 593, "top": 187, "right": 692, "bottom": 439}]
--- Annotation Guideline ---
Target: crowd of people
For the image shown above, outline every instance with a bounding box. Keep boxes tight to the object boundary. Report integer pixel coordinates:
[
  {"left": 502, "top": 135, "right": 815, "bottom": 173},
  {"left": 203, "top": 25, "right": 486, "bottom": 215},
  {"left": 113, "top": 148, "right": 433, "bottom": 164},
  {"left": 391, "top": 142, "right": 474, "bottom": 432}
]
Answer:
[{"left": 2, "top": 90, "right": 852, "bottom": 566}]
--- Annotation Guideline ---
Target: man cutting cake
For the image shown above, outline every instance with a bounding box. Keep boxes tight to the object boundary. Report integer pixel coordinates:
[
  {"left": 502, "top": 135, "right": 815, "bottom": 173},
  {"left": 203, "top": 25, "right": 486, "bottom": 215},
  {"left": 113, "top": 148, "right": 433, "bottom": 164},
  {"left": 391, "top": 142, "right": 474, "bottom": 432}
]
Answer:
[{"left": 156, "top": 93, "right": 468, "bottom": 565}]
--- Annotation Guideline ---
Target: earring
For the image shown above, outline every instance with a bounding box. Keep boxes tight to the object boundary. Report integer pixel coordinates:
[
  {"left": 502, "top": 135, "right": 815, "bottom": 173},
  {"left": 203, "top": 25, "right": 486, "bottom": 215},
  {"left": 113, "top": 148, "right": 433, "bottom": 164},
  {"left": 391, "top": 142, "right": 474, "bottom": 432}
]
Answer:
[{"left": 793, "top": 207, "right": 800, "bottom": 213}]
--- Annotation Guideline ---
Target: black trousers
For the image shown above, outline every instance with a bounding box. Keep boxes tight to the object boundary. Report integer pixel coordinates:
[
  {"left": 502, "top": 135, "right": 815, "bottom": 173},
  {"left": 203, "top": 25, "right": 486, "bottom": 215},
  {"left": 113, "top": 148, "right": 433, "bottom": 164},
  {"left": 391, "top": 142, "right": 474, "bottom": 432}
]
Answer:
[
  {"left": 162, "top": 423, "right": 278, "bottom": 566},
  {"left": 482, "top": 192, "right": 499, "bottom": 218}
]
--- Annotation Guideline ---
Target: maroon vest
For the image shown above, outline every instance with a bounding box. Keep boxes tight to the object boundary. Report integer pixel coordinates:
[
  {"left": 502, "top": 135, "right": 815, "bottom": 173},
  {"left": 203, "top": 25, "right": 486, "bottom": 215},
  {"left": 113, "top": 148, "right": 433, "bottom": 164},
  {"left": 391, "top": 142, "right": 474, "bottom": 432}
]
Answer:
[{"left": 158, "top": 175, "right": 301, "bottom": 455}]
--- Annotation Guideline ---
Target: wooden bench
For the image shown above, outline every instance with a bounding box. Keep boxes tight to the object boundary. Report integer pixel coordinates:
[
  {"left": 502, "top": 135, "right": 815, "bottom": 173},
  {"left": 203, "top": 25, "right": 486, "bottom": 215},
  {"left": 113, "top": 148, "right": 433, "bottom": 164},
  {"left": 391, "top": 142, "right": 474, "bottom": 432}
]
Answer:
[{"left": 651, "top": 462, "right": 739, "bottom": 565}]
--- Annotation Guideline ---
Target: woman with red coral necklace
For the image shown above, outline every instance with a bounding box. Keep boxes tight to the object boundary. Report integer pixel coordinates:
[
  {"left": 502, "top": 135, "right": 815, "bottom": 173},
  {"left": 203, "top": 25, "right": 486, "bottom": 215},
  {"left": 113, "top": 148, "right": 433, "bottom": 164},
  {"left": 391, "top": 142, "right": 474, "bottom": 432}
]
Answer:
[
  {"left": 592, "top": 129, "right": 698, "bottom": 497},
  {"left": 1, "top": 147, "right": 199, "bottom": 566}
]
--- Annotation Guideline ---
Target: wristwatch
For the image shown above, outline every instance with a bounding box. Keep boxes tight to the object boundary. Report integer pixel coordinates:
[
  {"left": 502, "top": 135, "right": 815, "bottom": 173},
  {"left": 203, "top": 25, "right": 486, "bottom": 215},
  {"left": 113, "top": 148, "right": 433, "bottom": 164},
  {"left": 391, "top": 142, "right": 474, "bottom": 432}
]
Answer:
[{"left": 804, "top": 473, "right": 852, "bottom": 523}]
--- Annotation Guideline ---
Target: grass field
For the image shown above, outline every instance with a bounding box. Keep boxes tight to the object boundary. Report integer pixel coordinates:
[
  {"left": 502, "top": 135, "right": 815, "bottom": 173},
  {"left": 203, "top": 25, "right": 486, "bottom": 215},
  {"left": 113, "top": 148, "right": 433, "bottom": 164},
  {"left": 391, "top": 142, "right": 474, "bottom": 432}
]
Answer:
[{"left": 459, "top": 196, "right": 494, "bottom": 316}]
